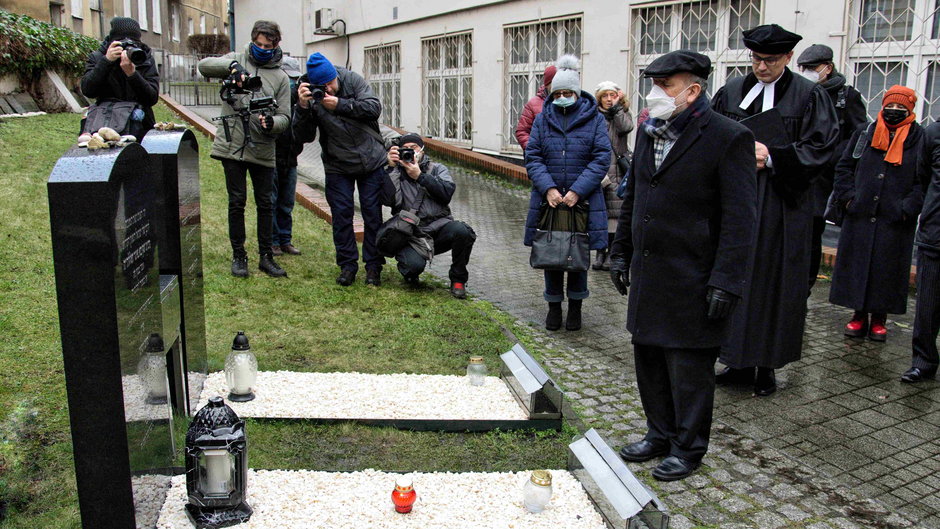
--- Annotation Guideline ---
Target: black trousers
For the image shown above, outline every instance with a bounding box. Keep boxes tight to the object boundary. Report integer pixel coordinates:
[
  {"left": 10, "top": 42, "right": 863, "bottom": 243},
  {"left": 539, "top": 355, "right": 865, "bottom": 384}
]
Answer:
[
  {"left": 809, "top": 216, "right": 826, "bottom": 292},
  {"left": 912, "top": 248, "right": 940, "bottom": 372},
  {"left": 396, "top": 220, "right": 475, "bottom": 283},
  {"left": 633, "top": 344, "right": 719, "bottom": 462},
  {"left": 221, "top": 159, "right": 274, "bottom": 258}
]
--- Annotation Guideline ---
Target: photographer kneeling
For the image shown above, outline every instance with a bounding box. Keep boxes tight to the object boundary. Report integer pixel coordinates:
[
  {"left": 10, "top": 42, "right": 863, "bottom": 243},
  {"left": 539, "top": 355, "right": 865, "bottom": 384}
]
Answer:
[
  {"left": 380, "top": 133, "right": 476, "bottom": 298},
  {"left": 197, "top": 20, "right": 290, "bottom": 278}
]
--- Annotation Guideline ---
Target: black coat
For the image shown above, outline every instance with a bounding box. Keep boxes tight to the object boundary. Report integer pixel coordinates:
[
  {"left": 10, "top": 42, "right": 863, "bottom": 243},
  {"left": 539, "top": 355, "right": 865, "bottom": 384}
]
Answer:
[
  {"left": 812, "top": 74, "right": 868, "bottom": 216},
  {"left": 916, "top": 122, "right": 940, "bottom": 253},
  {"left": 610, "top": 106, "right": 758, "bottom": 349},
  {"left": 829, "top": 122, "right": 927, "bottom": 314},
  {"left": 713, "top": 69, "right": 840, "bottom": 368},
  {"left": 80, "top": 41, "right": 160, "bottom": 134}
]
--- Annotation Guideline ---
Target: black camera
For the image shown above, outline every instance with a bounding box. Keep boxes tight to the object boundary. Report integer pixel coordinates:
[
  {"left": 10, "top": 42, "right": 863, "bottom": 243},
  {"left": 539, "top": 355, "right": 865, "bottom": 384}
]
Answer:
[
  {"left": 117, "top": 39, "right": 147, "bottom": 66},
  {"left": 249, "top": 96, "right": 276, "bottom": 112},
  {"left": 310, "top": 85, "right": 327, "bottom": 102},
  {"left": 398, "top": 148, "right": 416, "bottom": 163}
]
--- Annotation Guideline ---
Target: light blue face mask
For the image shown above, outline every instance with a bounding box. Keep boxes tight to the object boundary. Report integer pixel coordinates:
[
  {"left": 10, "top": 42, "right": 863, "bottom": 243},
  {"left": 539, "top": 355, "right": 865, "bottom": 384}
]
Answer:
[{"left": 552, "top": 95, "right": 576, "bottom": 108}]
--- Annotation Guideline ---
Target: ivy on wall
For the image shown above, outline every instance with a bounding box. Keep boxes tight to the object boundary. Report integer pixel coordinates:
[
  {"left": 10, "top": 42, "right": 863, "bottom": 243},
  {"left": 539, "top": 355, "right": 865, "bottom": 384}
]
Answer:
[{"left": 0, "top": 10, "right": 100, "bottom": 77}]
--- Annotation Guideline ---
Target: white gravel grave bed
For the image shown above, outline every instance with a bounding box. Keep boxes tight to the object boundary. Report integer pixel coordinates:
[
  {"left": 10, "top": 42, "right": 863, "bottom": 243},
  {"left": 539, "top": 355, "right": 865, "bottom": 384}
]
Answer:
[
  {"left": 123, "top": 372, "right": 207, "bottom": 422},
  {"left": 197, "top": 371, "right": 530, "bottom": 421},
  {"left": 156, "top": 469, "right": 607, "bottom": 529}
]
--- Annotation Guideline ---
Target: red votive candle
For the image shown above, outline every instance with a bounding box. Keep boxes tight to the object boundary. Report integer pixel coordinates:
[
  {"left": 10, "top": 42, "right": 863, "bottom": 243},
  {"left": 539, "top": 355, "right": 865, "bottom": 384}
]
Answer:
[{"left": 391, "top": 475, "right": 417, "bottom": 513}]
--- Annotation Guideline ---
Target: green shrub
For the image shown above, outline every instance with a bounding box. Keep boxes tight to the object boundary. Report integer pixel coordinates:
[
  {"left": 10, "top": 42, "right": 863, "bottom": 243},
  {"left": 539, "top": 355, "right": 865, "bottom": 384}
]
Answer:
[{"left": 0, "top": 9, "right": 99, "bottom": 77}]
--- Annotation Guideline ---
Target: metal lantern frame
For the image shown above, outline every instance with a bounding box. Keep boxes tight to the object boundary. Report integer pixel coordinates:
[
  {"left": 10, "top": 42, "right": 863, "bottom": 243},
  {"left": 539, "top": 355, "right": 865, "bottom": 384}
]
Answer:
[{"left": 184, "top": 397, "right": 252, "bottom": 528}]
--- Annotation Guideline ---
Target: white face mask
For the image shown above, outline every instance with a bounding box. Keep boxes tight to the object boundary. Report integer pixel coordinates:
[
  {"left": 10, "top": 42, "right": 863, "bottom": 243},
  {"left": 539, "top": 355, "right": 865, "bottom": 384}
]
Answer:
[
  {"left": 801, "top": 69, "right": 820, "bottom": 83},
  {"left": 645, "top": 84, "right": 691, "bottom": 120}
]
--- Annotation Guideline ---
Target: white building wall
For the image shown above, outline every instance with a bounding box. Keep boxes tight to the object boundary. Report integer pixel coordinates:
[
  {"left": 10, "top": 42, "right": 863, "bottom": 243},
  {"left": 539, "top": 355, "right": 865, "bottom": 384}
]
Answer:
[{"left": 233, "top": 0, "right": 305, "bottom": 56}]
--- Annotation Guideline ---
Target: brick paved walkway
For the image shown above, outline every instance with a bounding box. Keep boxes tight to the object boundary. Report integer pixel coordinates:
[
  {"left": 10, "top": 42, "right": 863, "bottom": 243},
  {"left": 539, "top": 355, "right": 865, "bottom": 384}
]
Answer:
[{"left": 408, "top": 164, "right": 939, "bottom": 528}]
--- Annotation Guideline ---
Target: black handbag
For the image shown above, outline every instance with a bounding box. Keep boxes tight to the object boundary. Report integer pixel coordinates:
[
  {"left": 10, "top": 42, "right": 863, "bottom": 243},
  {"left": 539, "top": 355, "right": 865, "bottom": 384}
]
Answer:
[{"left": 530, "top": 202, "right": 590, "bottom": 272}]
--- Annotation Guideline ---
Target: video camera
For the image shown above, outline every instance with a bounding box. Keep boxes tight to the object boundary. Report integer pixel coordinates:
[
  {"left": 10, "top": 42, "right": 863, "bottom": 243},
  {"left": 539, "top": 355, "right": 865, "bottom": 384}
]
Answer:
[
  {"left": 211, "top": 63, "right": 279, "bottom": 157},
  {"left": 117, "top": 39, "right": 147, "bottom": 66}
]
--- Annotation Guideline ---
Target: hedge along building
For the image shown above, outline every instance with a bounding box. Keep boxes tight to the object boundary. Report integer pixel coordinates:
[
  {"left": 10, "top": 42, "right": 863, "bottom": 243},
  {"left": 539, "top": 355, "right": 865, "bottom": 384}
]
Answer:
[{"left": 272, "top": 0, "right": 940, "bottom": 160}]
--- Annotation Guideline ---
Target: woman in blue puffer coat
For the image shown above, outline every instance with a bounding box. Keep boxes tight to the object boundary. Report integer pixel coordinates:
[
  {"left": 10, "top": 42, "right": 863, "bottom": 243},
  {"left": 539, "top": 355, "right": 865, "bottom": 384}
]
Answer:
[{"left": 524, "top": 55, "right": 612, "bottom": 331}]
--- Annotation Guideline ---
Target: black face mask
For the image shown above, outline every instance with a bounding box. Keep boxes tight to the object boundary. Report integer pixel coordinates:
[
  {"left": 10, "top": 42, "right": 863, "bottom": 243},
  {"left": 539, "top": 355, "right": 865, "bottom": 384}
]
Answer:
[{"left": 883, "top": 108, "right": 908, "bottom": 125}]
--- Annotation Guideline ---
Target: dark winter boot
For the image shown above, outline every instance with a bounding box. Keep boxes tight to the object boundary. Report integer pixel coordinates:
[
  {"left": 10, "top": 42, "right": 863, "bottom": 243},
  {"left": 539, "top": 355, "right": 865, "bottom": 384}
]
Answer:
[
  {"left": 592, "top": 249, "right": 608, "bottom": 270},
  {"left": 259, "top": 254, "right": 287, "bottom": 278},
  {"left": 566, "top": 299, "right": 582, "bottom": 331},
  {"left": 546, "top": 302, "right": 562, "bottom": 331}
]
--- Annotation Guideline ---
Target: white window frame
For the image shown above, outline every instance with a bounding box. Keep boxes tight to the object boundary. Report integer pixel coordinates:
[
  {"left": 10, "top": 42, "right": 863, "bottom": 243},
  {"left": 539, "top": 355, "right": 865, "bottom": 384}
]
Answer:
[
  {"left": 171, "top": 3, "right": 180, "bottom": 42},
  {"left": 138, "top": 0, "right": 148, "bottom": 31},
  {"left": 151, "top": 0, "right": 161, "bottom": 34},
  {"left": 71, "top": 0, "right": 82, "bottom": 19},
  {"left": 123, "top": 0, "right": 131, "bottom": 18},
  {"left": 199, "top": 14, "right": 206, "bottom": 34},
  {"left": 422, "top": 32, "right": 473, "bottom": 145},
  {"left": 501, "top": 15, "right": 583, "bottom": 152},
  {"left": 363, "top": 42, "right": 402, "bottom": 127}
]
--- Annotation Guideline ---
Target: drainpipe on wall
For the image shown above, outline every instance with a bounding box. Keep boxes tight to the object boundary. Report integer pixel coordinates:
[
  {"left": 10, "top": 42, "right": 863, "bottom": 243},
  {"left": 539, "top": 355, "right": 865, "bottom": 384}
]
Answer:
[{"left": 228, "top": 0, "right": 235, "bottom": 52}]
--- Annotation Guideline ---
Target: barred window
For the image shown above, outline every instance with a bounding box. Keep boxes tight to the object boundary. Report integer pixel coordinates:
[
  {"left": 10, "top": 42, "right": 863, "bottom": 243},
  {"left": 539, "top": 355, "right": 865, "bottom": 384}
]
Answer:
[
  {"left": 422, "top": 33, "right": 473, "bottom": 144},
  {"left": 502, "top": 16, "right": 582, "bottom": 150},
  {"left": 630, "top": 0, "right": 760, "bottom": 107},
  {"left": 364, "top": 43, "right": 401, "bottom": 128},
  {"left": 848, "top": 0, "right": 940, "bottom": 122}
]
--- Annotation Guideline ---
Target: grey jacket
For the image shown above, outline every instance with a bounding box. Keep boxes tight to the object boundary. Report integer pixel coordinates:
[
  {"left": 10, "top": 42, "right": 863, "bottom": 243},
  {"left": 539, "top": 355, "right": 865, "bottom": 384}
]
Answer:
[
  {"left": 600, "top": 102, "right": 634, "bottom": 222},
  {"left": 380, "top": 155, "right": 456, "bottom": 236},
  {"left": 197, "top": 44, "right": 291, "bottom": 167},
  {"left": 292, "top": 68, "right": 388, "bottom": 176}
]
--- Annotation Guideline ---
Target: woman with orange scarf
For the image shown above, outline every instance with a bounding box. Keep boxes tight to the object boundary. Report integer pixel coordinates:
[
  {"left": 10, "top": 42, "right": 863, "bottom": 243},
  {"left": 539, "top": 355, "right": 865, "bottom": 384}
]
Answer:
[{"left": 829, "top": 85, "right": 928, "bottom": 341}]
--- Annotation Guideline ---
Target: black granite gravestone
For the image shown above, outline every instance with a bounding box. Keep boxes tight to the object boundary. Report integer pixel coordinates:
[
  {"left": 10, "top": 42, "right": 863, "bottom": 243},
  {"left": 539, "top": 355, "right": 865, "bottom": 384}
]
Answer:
[
  {"left": 142, "top": 129, "right": 207, "bottom": 416},
  {"left": 48, "top": 144, "right": 175, "bottom": 529}
]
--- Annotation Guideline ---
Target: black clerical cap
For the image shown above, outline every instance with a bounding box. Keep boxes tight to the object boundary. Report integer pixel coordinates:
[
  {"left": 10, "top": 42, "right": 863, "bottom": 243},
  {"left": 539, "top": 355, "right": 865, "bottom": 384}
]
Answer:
[
  {"left": 742, "top": 24, "right": 802, "bottom": 54},
  {"left": 642, "top": 50, "right": 712, "bottom": 79},
  {"left": 796, "top": 44, "right": 834, "bottom": 66}
]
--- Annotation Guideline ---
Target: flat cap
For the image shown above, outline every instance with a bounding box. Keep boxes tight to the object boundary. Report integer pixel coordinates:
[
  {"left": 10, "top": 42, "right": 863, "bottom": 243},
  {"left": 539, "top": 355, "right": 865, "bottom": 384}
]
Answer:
[
  {"left": 742, "top": 24, "right": 802, "bottom": 54},
  {"left": 642, "top": 50, "right": 712, "bottom": 79},
  {"left": 796, "top": 44, "right": 834, "bottom": 66}
]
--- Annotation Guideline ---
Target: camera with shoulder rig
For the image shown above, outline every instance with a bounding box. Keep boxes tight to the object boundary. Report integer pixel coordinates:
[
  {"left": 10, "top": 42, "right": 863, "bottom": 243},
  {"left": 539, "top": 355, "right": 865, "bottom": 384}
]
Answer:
[{"left": 211, "top": 61, "right": 279, "bottom": 156}]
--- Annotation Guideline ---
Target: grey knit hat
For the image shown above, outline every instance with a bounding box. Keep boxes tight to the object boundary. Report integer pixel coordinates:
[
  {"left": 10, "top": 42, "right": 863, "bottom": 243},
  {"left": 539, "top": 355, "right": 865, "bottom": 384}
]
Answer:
[
  {"left": 550, "top": 55, "right": 581, "bottom": 94},
  {"left": 109, "top": 17, "right": 142, "bottom": 41}
]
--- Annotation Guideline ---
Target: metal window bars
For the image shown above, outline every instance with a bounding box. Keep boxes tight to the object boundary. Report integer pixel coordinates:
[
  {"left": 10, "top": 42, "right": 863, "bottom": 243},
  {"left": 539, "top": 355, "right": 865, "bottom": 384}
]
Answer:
[
  {"left": 364, "top": 43, "right": 402, "bottom": 128},
  {"left": 502, "top": 16, "right": 582, "bottom": 151},
  {"left": 422, "top": 32, "right": 473, "bottom": 144},
  {"left": 629, "top": 0, "right": 760, "bottom": 109},
  {"left": 847, "top": 0, "right": 940, "bottom": 123}
]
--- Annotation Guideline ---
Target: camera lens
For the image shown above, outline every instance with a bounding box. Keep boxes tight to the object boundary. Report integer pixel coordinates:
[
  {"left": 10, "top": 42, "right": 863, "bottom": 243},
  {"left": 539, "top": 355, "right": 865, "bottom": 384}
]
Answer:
[
  {"left": 126, "top": 46, "right": 147, "bottom": 65},
  {"left": 243, "top": 76, "right": 263, "bottom": 91}
]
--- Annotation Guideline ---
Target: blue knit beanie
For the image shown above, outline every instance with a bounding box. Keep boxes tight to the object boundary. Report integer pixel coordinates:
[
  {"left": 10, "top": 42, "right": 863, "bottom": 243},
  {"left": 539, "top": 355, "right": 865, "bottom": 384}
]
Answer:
[{"left": 306, "top": 53, "right": 338, "bottom": 85}]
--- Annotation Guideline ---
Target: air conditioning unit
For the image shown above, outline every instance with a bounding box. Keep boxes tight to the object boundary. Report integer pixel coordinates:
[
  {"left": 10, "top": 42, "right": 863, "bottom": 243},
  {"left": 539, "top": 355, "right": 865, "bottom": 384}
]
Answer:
[{"left": 314, "top": 8, "right": 335, "bottom": 33}]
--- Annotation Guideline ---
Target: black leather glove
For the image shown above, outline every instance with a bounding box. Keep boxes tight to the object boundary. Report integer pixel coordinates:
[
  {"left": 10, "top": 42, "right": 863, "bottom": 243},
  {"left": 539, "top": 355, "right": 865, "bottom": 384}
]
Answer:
[
  {"left": 609, "top": 256, "right": 629, "bottom": 296},
  {"left": 229, "top": 61, "right": 249, "bottom": 83},
  {"left": 706, "top": 287, "right": 738, "bottom": 320}
]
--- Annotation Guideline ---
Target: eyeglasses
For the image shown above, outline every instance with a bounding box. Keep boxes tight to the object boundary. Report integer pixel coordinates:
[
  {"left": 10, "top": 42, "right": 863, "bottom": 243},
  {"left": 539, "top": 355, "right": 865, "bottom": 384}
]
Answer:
[
  {"left": 553, "top": 90, "right": 576, "bottom": 98},
  {"left": 751, "top": 53, "right": 785, "bottom": 67}
]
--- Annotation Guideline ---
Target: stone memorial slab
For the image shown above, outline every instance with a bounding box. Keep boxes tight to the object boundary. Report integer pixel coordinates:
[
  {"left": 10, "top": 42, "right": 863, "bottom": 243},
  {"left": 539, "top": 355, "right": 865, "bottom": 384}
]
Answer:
[
  {"left": 142, "top": 129, "right": 207, "bottom": 416},
  {"left": 48, "top": 144, "right": 175, "bottom": 529}
]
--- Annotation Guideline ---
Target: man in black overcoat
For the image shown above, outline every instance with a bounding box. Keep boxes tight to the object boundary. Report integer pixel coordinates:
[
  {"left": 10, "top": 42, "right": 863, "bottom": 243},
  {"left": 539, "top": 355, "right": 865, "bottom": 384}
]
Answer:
[
  {"left": 609, "top": 51, "right": 757, "bottom": 481},
  {"left": 796, "top": 44, "right": 868, "bottom": 291},
  {"left": 712, "top": 24, "right": 839, "bottom": 396},
  {"left": 906, "top": 122, "right": 940, "bottom": 383}
]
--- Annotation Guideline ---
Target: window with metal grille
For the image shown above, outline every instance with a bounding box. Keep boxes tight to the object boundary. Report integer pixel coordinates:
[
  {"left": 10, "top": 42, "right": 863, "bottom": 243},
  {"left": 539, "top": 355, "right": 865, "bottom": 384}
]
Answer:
[
  {"left": 848, "top": 0, "right": 940, "bottom": 122},
  {"left": 502, "top": 16, "right": 582, "bottom": 151},
  {"left": 364, "top": 43, "right": 401, "bottom": 127},
  {"left": 422, "top": 32, "right": 472, "bottom": 144},
  {"left": 629, "top": 0, "right": 760, "bottom": 111}
]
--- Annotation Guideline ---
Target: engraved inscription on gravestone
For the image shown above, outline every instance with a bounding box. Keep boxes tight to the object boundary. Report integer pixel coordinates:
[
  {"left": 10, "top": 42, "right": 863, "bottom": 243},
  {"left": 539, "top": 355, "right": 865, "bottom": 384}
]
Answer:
[{"left": 48, "top": 144, "right": 174, "bottom": 529}]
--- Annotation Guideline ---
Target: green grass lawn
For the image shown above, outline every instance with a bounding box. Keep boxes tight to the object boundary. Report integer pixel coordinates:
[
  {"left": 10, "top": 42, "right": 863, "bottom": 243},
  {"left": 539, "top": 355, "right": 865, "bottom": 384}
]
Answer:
[{"left": 0, "top": 106, "right": 573, "bottom": 528}]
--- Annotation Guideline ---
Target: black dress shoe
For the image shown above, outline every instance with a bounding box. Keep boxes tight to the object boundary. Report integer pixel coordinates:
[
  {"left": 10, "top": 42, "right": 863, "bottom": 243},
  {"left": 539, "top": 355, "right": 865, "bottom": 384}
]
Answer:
[
  {"left": 336, "top": 269, "right": 356, "bottom": 286},
  {"left": 754, "top": 367, "right": 776, "bottom": 396},
  {"left": 651, "top": 456, "right": 701, "bottom": 481},
  {"left": 901, "top": 367, "right": 937, "bottom": 383},
  {"left": 259, "top": 254, "right": 287, "bottom": 278},
  {"left": 715, "top": 366, "right": 754, "bottom": 386},
  {"left": 618, "top": 440, "right": 669, "bottom": 462}
]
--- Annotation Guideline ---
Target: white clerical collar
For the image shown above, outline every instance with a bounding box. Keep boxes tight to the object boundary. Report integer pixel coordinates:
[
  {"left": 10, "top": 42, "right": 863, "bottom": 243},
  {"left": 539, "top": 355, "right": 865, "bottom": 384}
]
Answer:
[{"left": 739, "top": 73, "right": 783, "bottom": 112}]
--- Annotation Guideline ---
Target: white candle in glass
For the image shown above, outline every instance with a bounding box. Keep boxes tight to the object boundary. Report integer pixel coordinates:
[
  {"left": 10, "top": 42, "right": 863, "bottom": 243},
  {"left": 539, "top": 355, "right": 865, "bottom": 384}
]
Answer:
[
  {"left": 203, "top": 449, "right": 231, "bottom": 494},
  {"left": 231, "top": 355, "right": 255, "bottom": 394},
  {"left": 149, "top": 360, "right": 168, "bottom": 399}
]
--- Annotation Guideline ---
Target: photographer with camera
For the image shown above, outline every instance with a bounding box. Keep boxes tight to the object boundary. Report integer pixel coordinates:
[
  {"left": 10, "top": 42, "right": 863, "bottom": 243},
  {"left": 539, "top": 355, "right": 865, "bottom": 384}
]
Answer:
[
  {"left": 197, "top": 20, "right": 291, "bottom": 278},
  {"left": 293, "top": 53, "right": 387, "bottom": 287},
  {"left": 380, "top": 133, "right": 476, "bottom": 298},
  {"left": 80, "top": 17, "right": 159, "bottom": 138}
]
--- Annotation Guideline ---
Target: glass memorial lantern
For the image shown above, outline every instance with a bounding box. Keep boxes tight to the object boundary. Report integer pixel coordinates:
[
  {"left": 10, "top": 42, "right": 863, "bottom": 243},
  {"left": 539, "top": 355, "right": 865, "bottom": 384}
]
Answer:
[
  {"left": 391, "top": 475, "right": 417, "bottom": 513},
  {"left": 185, "top": 396, "right": 252, "bottom": 528},
  {"left": 523, "top": 470, "right": 553, "bottom": 513},
  {"left": 138, "top": 332, "right": 169, "bottom": 405},
  {"left": 224, "top": 331, "right": 257, "bottom": 402},
  {"left": 466, "top": 356, "right": 487, "bottom": 386}
]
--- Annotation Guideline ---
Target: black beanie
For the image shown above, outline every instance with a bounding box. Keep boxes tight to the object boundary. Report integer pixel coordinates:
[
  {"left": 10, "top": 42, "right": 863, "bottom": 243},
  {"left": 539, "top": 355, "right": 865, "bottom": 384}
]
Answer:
[
  {"left": 110, "top": 17, "right": 142, "bottom": 41},
  {"left": 399, "top": 133, "right": 424, "bottom": 148}
]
